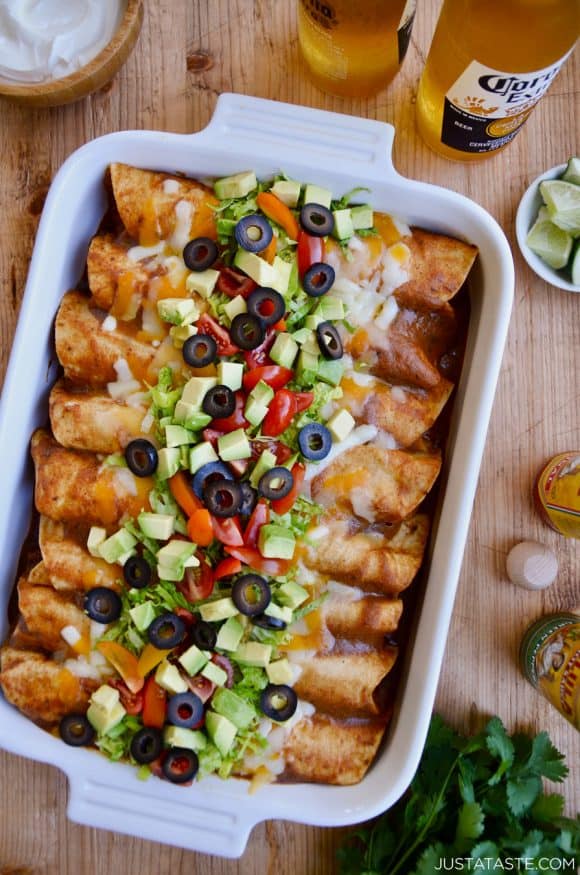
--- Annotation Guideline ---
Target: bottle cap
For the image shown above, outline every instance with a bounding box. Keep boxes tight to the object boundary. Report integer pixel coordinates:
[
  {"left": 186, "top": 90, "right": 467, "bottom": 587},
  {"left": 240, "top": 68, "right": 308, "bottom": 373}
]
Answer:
[{"left": 506, "top": 540, "right": 558, "bottom": 590}]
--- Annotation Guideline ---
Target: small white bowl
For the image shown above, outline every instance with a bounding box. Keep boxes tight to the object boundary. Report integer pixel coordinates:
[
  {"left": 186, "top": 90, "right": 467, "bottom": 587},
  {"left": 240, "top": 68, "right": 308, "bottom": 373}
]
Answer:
[{"left": 515, "top": 163, "right": 579, "bottom": 293}]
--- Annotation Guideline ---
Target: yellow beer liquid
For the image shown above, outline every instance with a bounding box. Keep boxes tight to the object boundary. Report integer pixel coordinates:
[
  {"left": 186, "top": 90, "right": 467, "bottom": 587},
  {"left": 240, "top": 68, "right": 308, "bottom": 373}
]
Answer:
[
  {"left": 298, "top": 0, "right": 413, "bottom": 97},
  {"left": 416, "top": 0, "right": 579, "bottom": 161}
]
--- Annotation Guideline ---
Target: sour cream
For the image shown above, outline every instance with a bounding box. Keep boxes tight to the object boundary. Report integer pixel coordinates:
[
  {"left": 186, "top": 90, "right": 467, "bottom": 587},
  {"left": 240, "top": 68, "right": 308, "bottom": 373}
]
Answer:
[{"left": 0, "top": 0, "right": 126, "bottom": 83}]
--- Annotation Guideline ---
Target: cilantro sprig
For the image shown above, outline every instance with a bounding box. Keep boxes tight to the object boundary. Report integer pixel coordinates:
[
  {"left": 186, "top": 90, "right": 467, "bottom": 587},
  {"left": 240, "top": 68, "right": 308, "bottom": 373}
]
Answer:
[{"left": 338, "top": 715, "right": 578, "bottom": 875}]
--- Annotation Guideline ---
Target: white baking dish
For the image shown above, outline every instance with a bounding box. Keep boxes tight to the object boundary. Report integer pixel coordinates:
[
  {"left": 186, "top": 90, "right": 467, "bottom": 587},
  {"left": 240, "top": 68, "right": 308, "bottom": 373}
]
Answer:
[{"left": 0, "top": 93, "right": 514, "bottom": 858}]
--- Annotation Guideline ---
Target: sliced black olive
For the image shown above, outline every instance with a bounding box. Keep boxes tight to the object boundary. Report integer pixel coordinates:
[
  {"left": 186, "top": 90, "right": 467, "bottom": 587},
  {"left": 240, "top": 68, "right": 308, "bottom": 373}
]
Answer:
[
  {"left": 252, "top": 614, "right": 287, "bottom": 631},
  {"left": 303, "top": 262, "right": 335, "bottom": 297},
  {"left": 258, "top": 466, "right": 294, "bottom": 501},
  {"left": 192, "top": 461, "right": 234, "bottom": 500},
  {"left": 162, "top": 747, "right": 199, "bottom": 784},
  {"left": 130, "top": 727, "right": 163, "bottom": 764},
  {"left": 298, "top": 423, "right": 332, "bottom": 462},
  {"left": 300, "top": 203, "right": 334, "bottom": 237},
  {"left": 59, "top": 713, "right": 95, "bottom": 747},
  {"left": 232, "top": 573, "right": 271, "bottom": 616},
  {"left": 84, "top": 587, "right": 122, "bottom": 624},
  {"left": 203, "top": 478, "right": 243, "bottom": 518},
  {"left": 247, "top": 287, "right": 286, "bottom": 327},
  {"left": 125, "top": 439, "right": 158, "bottom": 477},
  {"left": 230, "top": 313, "right": 266, "bottom": 350},
  {"left": 182, "top": 333, "right": 218, "bottom": 368},
  {"left": 260, "top": 683, "right": 297, "bottom": 722},
  {"left": 167, "top": 691, "right": 204, "bottom": 729},
  {"left": 148, "top": 612, "right": 186, "bottom": 649},
  {"left": 234, "top": 214, "right": 273, "bottom": 253},
  {"left": 191, "top": 620, "right": 218, "bottom": 650},
  {"left": 316, "top": 321, "right": 343, "bottom": 360},
  {"left": 202, "top": 384, "right": 236, "bottom": 419},
  {"left": 238, "top": 481, "right": 258, "bottom": 518},
  {"left": 183, "top": 237, "right": 218, "bottom": 271},
  {"left": 123, "top": 555, "right": 152, "bottom": 589}
]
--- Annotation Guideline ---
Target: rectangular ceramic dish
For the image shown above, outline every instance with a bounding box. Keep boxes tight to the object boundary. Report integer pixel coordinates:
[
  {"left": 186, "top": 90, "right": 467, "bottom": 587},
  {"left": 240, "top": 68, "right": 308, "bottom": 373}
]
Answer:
[{"left": 0, "top": 93, "right": 514, "bottom": 858}]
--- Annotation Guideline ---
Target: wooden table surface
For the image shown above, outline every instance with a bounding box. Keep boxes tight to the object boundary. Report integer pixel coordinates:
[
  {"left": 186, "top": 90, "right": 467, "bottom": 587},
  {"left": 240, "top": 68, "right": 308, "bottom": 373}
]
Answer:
[{"left": 0, "top": 2, "right": 578, "bottom": 872}]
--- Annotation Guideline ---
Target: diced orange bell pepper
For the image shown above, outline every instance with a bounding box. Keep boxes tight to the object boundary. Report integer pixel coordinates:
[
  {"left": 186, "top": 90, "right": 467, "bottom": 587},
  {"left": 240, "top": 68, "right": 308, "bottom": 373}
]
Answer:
[
  {"left": 260, "top": 234, "right": 277, "bottom": 264},
  {"left": 187, "top": 507, "right": 214, "bottom": 547},
  {"left": 169, "top": 471, "right": 203, "bottom": 517},
  {"left": 137, "top": 642, "right": 172, "bottom": 678},
  {"left": 97, "top": 640, "right": 144, "bottom": 694},
  {"left": 257, "top": 191, "right": 300, "bottom": 241},
  {"left": 142, "top": 676, "right": 167, "bottom": 729}
]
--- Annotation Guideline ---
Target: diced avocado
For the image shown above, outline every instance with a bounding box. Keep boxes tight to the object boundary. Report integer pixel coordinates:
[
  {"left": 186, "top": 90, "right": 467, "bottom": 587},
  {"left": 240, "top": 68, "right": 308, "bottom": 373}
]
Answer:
[
  {"left": 303, "top": 183, "right": 332, "bottom": 209},
  {"left": 156, "top": 446, "right": 181, "bottom": 480},
  {"left": 244, "top": 398, "right": 269, "bottom": 427},
  {"left": 205, "top": 710, "right": 237, "bottom": 756},
  {"left": 199, "top": 597, "right": 239, "bottom": 622},
  {"left": 316, "top": 295, "right": 345, "bottom": 321},
  {"left": 271, "top": 256, "right": 292, "bottom": 295},
  {"left": 304, "top": 312, "right": 325, "bottom": 330},
  {"left": 266, "top": 658, "right": 294, "bottom": 686},
  {"left": 212, "top": 688, "right": 255, "bottom": 730},
  {"left": 332, "top": 208, "right": 355, "bottom": 240},
  {"left": 185, "top": 268, "right": 220, "bottom": 299},
  {"left": 326, "top": 408, "right": 355, "bottom": 442},
  {"left": 297, "top": 330, "right": 320, "bottom": 357},
  {"left": 118, "top": 547, "right": 137, "bottom": 566},
  {"left": 318, "top": 358, "right": 344, "bottom": 386},
  {"left": 248, "top": 380, "right": 275, "bottom": 407},
  {"left": 201, "top": 661, "right": 228, "bottom": 686},
  {"left": 87, "top": 526, "right": 107, "bottom": 557},
  {"left": 296, "top": 349, "right": 319, "bottom": 382},
  {"left": 258, "top": 524, "right": 295, "bottom": 560},
  {"left": 218, "top": 428, "right": 252, "bottom": 462},
  {"left": 350, "top": 204, "right": 374, "bottom": 230},
  {"left": 178, "top": 644, "right": 210, "bottom": 676},
  {"left": 87, "top": 685, "right": 126, "bottom": 735},
  {"left": 173, "top": 399, "right": 197, "bottom": 424},
  {"left": 215, "top": 616, "right": 244, "bottom": 652},
  {"left": 282, "top": 452, "right": 299, "bottom": 471},
  {"left": 270, "top": 179, "right": 301, "bottom": 208},
  {"left": 214, "top": 170, "right": 257, "bottom": 200},
  {"left": 180, "top": 408, "right": 213, "bottom": 432},
  {"left": 170, "top": 323, "right": 197, "bottom": 349},
  {"left": 223, "top": 295, "right": 247, "bottom": 323},
  {"left": 165, "top": 424, "right": 194, "bottom": 448},
  {"left": 189, "top": 441, "right": 219, "bottom": 474},
  {"left": 217, "top": 361, "right": 244, "bottom": 391},
  {"left": 129, "top": 601, "right": 156, "bottom": 632},
  {"left": 270, "top": 332, "right": 298, "bottom": 368},
  {"left": 157, "top": 297, "right": 198, "bottom": 326},
  {"left": 138, "top": 512, "right": 175, "bottom": 541},
  {"left": 155, "top": 660, "right": 188, "bottom": 694},
  {"left": 234, "top": 248, "right": 277, "bottom": 286},
  {"left": 181, "top": 376, "right": 217, "bottom": 407},
  {"left": 278, "top": 581, "right": 310, "bottom": 609},
  {"left": 234, "top": 642, "right": 272, "bottom": 668},
  {"left": 290, "top": 327, "right": 310, "bottom": 344},
  {"left": 249, "top": 449, "right": 277, "bottom": 488},
  {"left": 164, "top": 726, "right": 207, "bottom": 752},
  {"left": 264, "top": 602, "right": 293, "bottom": 624},
  {"left": 98, "top": 528, "right": 137, "bottom": 565},
  {"left": 157, "top": 539, "right": 196, "bottom": 570}
]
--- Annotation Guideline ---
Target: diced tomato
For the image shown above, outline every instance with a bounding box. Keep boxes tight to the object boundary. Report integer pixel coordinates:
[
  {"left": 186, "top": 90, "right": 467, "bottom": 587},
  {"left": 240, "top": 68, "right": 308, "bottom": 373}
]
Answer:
[
  {"left": 261, "top": 388, "right": 312, "bottom": 437},
  {"left": 211, "top": 391, "right": 249, "bottom": 433},
  {"left": 243, "top": 365, "right": 293, "bottom": 393},
  {"left": 271, "top": 462, "right": 306, "bottom": 515},
  {"left": 213, "top": 557, "right": 242, "bottom": 580},
  {"left": 142, "top": 676, "right": 167, "bottom": 729},
  {"left": 272, "top": 318, "right": 287, "bottom": 331},
  {"left": 178, "top": 556, "right": 215, "bottom": 602},
  {"left": 169, "top": 471, "right": 202, "bottom": 516},
  {"left": 250, "top": 438, "right": 294, "bottom": 465},
  {"left": 227, "top": 457, "right": 250, "bottom": 477},
  {"left": 297, "top": 231, "right": 325, "bottom": 277},
  {"left": 217, "top": 267, "right": 257, "bottom": 299},
  {"left": 197, "top": 313, "right": 239, "bottom": 356},
  {"left": 244, "top": 327, "right": 277, "bottom": 368},
  {"left": 185, "top": 674, "right": 215, "bottom": 704},
  {"left": 210, "top": 515, "right": 244, "bottom": 547},
  {"left": 202, "top": 427, "right": 224, "bottom": 447},
  {"left": 97, "top": 641, "right": 144, "bottom": 694},
  {"left": 174, "top": 606, "right": 195, "bottom": 626},
  {"left": 243, "top": 500, "right": 270, "bottom": 548},
  {"left": 294, "top": 391, "right": 314, "bottom": 413},
  {"left": 211, "top": 654, "right": 234, "bottom": 688},
  {"left": 108, "top": 678, "right": 144, "bottom": 715},
  {"left": 225, "top": 545, "right": 291, "bottom": 577}
]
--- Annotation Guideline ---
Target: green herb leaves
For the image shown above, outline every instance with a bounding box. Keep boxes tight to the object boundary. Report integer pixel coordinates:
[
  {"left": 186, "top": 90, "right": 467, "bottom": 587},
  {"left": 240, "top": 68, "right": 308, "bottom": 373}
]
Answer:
[{"left": 337, "top": 715, "right": 578, "bottom": 875}]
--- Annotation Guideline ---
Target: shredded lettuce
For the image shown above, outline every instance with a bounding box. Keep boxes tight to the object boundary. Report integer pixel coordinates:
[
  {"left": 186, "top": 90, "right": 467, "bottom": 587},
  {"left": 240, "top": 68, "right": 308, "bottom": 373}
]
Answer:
[{"left": 96, "top": 715, "right": 142, "bottom": 761}]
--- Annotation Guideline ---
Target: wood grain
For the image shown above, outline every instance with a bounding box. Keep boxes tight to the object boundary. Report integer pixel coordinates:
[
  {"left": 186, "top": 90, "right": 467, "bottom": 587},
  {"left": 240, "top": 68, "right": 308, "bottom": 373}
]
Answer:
[{"left": 0, "top": 2, "right": 578, "bottom": 872}]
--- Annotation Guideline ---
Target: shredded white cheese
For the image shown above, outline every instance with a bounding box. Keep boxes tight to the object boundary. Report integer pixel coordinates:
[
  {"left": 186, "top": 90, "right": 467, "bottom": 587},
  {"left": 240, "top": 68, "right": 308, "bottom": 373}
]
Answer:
[{"left": 60, "top": 625, "right": 81, "bottom": 647}]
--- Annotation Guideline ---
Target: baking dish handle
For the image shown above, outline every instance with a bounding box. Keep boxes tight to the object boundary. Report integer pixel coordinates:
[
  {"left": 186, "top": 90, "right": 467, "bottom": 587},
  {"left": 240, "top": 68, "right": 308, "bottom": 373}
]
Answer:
[
  {"left": 66, "top": 772, "right": 256, "bottom": 858},
  {"left": 194, "top": 92, "right": 398, "bottom": 179}
]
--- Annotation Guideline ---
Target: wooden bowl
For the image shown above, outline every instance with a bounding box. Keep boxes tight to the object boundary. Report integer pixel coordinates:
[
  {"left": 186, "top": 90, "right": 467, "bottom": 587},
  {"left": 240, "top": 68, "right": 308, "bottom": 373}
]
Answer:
[{"left": 0, "top": 0, "right": 144, "bottom": 108}]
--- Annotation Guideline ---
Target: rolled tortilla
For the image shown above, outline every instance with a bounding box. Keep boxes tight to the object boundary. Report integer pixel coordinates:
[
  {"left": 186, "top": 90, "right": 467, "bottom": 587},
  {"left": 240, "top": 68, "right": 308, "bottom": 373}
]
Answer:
[
  {"left": 16, "top": 572, "right": 89, "bottom": 654},
  {"left": 283, "top": 714, "right": 388, "bottom": 785},
  {"left": 87, "top": 234, "right": 152, "bottom": 317},
  {"left": 394, "top": 229, "right": 478, "bottom": 310},
  {"left": 323, "top": 595, "right": 403, "bottom": 643},
  {"left": 311, "top": 445, "right": 441, "bottom": 523},
  {"left": 39, "top": 517, "right": 121, "bottom": 592},
  {"left": 31, "top": 430, "right": 152, "bottom": 528},
  {"left": 109, "top": 163, "right": 218, "bottom": 247},
  {"left": 49, "top": 380, "right": 152, "bottom": 454}
]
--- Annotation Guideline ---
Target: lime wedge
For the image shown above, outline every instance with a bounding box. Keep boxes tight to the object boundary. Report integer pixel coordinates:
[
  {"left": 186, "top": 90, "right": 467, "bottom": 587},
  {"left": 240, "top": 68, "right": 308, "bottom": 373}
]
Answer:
[
  {"left": 539, "top": 180, "right": 580, "bottom": 234},
  {"left": 570, "top": 241, "right": 580, "bottom": 286},
  {"left": 561, "top": 156, "right": 580, "bottom": 186},
  {"left": 526, "top": 218, "right": 572, "bottom": 269}
]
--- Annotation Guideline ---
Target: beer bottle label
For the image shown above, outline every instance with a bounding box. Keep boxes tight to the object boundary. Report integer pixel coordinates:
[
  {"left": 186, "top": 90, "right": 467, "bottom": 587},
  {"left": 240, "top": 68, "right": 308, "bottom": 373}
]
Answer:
[
  {"left": 441, "top": 54, "right": 571, "bottom": 153},
  {"left": 397, "top": 0, "right": 416, "bottom": 64}
]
